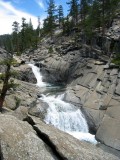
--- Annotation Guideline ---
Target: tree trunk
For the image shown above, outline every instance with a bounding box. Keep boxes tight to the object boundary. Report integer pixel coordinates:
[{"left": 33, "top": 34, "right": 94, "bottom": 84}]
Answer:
[
  {"left": 0, "top": 100, "right": 4, "bottom": 112},
  {"left": 102, "top": 0, "right": 105, "bottom": 36},
  {"left": 0, "top": 64, "right": 11, "bottom": 112}
]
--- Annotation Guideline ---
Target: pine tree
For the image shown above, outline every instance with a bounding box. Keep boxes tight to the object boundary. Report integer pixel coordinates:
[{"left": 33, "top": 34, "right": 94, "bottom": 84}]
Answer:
[
  {"left": 58, "top": 5, "right": 64, "bottom": 29},
  {"left": 67, "top": 0, "right": 79, "bottom": 25},
  {"left": 12, "top": 21, "right": 20, "bottom": 55},
  {"left": 0, "top": 43, "right": 17, "bottom": 112},
  {"left": 21, "top": 17, "right": 28, "bottom": 51},
  {"left": 26, "top": 18, "right": 34, "bottom": 48},
  {"left": 95, "top": 0, "right": 120, "bottom": 35},
  {"left": 45, "top": 0, "right": 57, "bottom": 38},
  {"left": 37, "top": 16, "right": 41, "bottom": 38},
  {"left": 63, "top": 16, "right": 73, "bottom": 35},
  {"left": 80, "top": 0, "right": 90, "bottom": 21}
]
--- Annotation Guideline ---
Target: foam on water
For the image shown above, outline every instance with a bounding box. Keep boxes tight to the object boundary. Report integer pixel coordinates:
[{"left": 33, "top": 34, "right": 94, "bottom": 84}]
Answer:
[
  {"left": 29, "top": 64, "right": 46, "bottom": 87},
  {"left": 40, "top": 94, "right": 97, "bottom": 144},
  {"left": 29, "top": 63, "right": 97, "bottom": 144}
]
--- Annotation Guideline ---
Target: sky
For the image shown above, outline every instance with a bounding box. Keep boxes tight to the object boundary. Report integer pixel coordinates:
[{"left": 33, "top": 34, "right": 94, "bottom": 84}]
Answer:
[{"left": 0, "top": 0, "right": 68, "bottom": 35}]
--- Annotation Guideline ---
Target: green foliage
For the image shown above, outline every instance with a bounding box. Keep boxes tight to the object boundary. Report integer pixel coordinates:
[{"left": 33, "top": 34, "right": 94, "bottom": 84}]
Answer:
[
  {"left": 0, "top": 42, "right": 19, "bottom": 110},
  {"left": 58, "top": 5, "right": 64, "bottom": 29},
  {"left": 15, "top": 96, "right": 21, "bottom": 109},
  {"left": 0, "top": 0, "right": 119, "bottom": 52},
  {"left": 112, "top": 53, "right": 120, "bottom": 66},
  {"left": 43, "top": 0, "right": 57, "bottom": 38},
  {"left": 67, "top": 0, "right": 79, "bottom": 25},
  {"left": 48, "top": 46, "right": 53, "bottom": 53},
  {"left": 63, "top": 16, "right": 74, "bottom": 35},
  {"left": 0, "top": 17, "right": 40, "bottom": 53},
  {"left": 112, "top": 58, "right": 120, "bottom": 66}
]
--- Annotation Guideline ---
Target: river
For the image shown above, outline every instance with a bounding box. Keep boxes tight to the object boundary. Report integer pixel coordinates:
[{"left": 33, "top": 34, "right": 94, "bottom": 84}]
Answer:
[{"left": 29, "top": 63, "right": 97, "bottom": 144}]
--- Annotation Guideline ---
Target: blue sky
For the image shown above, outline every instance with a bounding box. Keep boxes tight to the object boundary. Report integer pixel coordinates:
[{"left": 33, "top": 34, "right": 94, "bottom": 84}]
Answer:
[{"left": 0, "top": 0, "right": 68, "bottom": 35}]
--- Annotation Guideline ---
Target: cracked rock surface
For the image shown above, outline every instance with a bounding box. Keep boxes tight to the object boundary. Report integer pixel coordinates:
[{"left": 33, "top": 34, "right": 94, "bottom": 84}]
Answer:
[{"left": 0, "top": 114, "right": 58, "bottom": 160}]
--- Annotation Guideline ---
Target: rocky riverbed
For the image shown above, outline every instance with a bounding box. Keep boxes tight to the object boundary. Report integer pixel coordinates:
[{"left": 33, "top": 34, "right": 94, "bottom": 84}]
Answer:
[
  {"left": 0, "top": 46, "right": 120, "bottom": 159},
  {"left": 0, "top": 16, "right": 120, "bottom": 159}
]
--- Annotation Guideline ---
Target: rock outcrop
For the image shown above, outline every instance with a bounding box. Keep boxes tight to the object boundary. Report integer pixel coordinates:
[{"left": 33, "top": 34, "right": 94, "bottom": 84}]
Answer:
[
  {"left": 0, "top": 115, "right": 58, "bottom": 160},
  {"left": 1, "top": 114, "right": 119, "bottom": 160},
  {"left": 22, "top": 27, "right": 120, "bottom": 151},
  {"left": 63, "top": 59, "right": 120, "bottom": 150},
  {"left": 12, "top": 63, "right": 37, "bottom": 84},
  {"left": 0, "top": 48, "right": 8, "bottom": 73},
  {"left": 23, "top": 116, "right": 120, "bottom": 160}
]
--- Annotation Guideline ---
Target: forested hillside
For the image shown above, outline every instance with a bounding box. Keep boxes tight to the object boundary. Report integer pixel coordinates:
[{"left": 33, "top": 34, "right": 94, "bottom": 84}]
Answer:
[{"left": 0, "top": 0, "right": 119, "bottom": 56}]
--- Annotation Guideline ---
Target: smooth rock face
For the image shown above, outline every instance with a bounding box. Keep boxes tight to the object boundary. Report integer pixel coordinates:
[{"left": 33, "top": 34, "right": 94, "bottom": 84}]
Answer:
[
  {"left": 28, "top": 116, "right": 120, "bottom": 160},
  {"left": 40, "top": 56, "right": 70, "bottom": 84},
  {"left": 5, "top": 95, "right": 19, "bottom": 110},
  {"left": 0, "top": 115, "right": 57, "bottom": 160},
  {"left": 28, "top": 100, "right": 49, "bottom": 120},
  {"left": 83, "top": 107, "right": 105, "bottom": 133},
  {"left": 62, "top": 57, "right": 120, "bottom": 150},
  {"left": 96, "top": 115, "right": 120, "bottom": 151},
  {"left": 13, "top": 64, "right": 37, "bottom": 84},
  {"left": 64, "top": 90, "right": 82, "bottom": 106}
]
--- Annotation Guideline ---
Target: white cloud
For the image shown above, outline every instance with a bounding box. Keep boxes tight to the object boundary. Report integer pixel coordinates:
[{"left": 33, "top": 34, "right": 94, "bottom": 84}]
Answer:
[
  {"left": 35, "top": 0, "right": 45, "bottom": 9},
  {"left": 0, "top": 0, "right": 45, "bottom": 35}
]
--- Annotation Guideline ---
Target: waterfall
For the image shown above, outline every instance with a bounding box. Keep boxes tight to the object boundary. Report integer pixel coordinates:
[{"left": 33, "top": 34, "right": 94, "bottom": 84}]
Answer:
[
  {"left": 29, "top": 64, "right": 46, "bottom": 87},
  {"left": 40, "top": 94, "right": 97, "bottom": 144},
  {"left": 41, "top": 94, "right": 88, "bottom": 133},
  {"left": 29, "top": 63, "right": 97, "bottom": 144}
]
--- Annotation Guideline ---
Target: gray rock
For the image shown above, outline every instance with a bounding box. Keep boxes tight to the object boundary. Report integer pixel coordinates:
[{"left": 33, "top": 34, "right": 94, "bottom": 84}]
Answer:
[
  {"left": 64, "top": 90, "right": 81, "bottom": 106},
  {"left": 96, "top": 115, "right": 120, "bottom": 151},
  {"left": 0, "top": 115, "right": 57, "bottom": 160},
  {"left": 110, "top": 69, "right": 118, "bottom": 76},
  {"left": 0, "top": 48, "right": 8, "bottom": 72},
  {"left": 13, "top": 64, "right": 37, "bottom": 84},
  {"left": 115, "top": 83, "right": 120, "bottom": 95},
  {"left": 28, "top": 116, "right": 119, "bottom": 160},
  {"left": 28, "top": 100, "right": 49, "bottom": 120},
  {"left": 83, "top": 107, "right": 105, "bottom": 133},
  {"left": 5, "top": 95, "right": 21, "bottom": 110},
  {"left": 11, "top": 106, "right": 28, "bottom": 120},
  {"left": 41, "top": 58, "right": 69, "bottom": 84}
]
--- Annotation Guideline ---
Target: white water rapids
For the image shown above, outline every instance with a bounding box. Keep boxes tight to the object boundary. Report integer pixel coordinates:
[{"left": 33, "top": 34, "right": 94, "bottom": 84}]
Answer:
[
  {"left": 29, "top": 64, "right": 46, "bottom": 87},
  {"left": 29, "top": 64, "right": 97, "bottom": 144}
]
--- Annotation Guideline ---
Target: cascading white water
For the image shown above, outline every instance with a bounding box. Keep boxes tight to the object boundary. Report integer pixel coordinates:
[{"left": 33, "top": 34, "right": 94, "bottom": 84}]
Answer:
[
  {"left": 40, "top": 94, "right": 97, "bottom": 144},
  {"left": 29, "top": 64, "right": 46, "bottom": 87},
  {"left": 41, "top": 94, "right": 88, "bottom": 133},
  {"left": 29, "top": 63, "right": 97, "bottom": 144}
]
